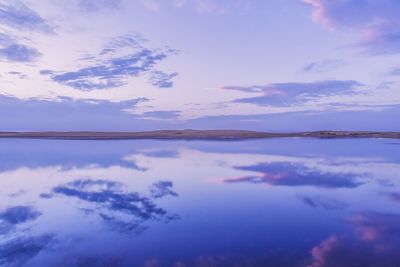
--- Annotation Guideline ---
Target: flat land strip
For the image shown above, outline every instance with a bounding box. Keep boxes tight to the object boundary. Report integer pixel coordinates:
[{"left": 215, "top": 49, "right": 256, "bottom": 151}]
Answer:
[{"left": 0, "top": 130, "right": 399, "bottom": 140}]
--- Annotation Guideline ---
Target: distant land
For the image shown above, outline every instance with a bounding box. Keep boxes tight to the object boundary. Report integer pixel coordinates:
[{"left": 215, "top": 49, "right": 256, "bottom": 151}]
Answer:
[{"left": 0, "top": 130, "right": 400, "bottom": 140}]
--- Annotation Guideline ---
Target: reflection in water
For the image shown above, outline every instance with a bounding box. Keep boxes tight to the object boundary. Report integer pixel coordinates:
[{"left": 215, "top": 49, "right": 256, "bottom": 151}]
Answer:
[
  {"left": 389, "top": 192, "right": 400, "bottom": 202},
  {"left": 0, "top": 206, "right": 41, "bottom": 229},
  {"left": 309, "top": 213, "right": 400, "bottom": 267},
  {"left": 0, "top": 139, "right": 399, "bottom": 266},
  {"left": 0, "top": 206, "right": 54, "bottom": 267},
  {"left": 0, "top": 140, "right": 149, "bottom": 172},
  {"left": 225, "top": 162, "right": 363, "bottom": 188},
  {"left": 150, "top": 181, "right": 179, "bottom": 199},
  {"left": 42, "top": 179, "right": 179, "bottom": 234},
  {"left": 299, "top": 196, "right": 348, "bottom": 211},
  {"left": 0, "top": 235, "right": 55, "bottom": 267},
  {"left": 142, "top": 149, "right": 179, "bottom": 158},
  {"left": 159, "top": 255, "right": 257, "bottom": 267}
]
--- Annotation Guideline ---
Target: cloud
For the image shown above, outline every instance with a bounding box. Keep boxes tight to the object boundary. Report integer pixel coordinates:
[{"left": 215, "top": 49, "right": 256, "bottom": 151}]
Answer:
[
  {"left": 0, "top": 95, "right": 192, "bottom": 131},
  {"left": 186, "top": 103, "right": 400, "bottom": 131},
  {"left": 77, "top": 0, "right": 122, "bottom": 12},
  {"left": 7, "top": 71, "right": 27, "bottom": 79},
  {"left": 100, "top": 33, "right": 147, "bottom": 54},
  {"left": 3, "top": 90, "right": 396, "bottom": 132},
  {"left": 0, "top": 235, "right": 55, "bottom": 266},
  {"left": 0, "top": 132, "right": 150, "bottom": 172},
  {"left": 302, "top": 59, "right": 346, "bottom": 73},
  {"left": 141, "top": 110, "right": 181, "bottom": 119},
  {"left": 0, "top": 206, "right": 41, "bottom": 225},
  {"left": 389, "top": 67, "right": 400, "bottom": 76},
  {"left": 49, "top": 50, "right": 168, "bottom": 90},
  {"left": 150, "top": 181, "right": 178, "bottom": 199},
  {"left": 142, "top": 149, "right": 179, "bottom": 158},
  {"left": 388, "top": 192, "right": 400, "bottom": 203},
  {"left": 0, "top": 1, "right": 51, "bottom": 63},
  {"left": 225, "top": 80, "right": 361, "bottom": 106},
  {"left": 224, "top": 162, "right": 363, "bottom": 188},
  {"left": 308, "top": 212, "right": 400, "bottom": 267},
  {"left": 0, "top": 205, "right": 51, "bottom": 267},
  {"left": 300, "top": 196, "right": 347, "bottom": 210},
  {"left": 42, "top": 34, "right": 178, "bottom": 90},
  {"left": 43, "top": 179, "right": 179, "bottom": 233},
  {"left": 303, "top": 0, "right": 400, "bottom": 54},
  {"left": 171, "top": 255, "right": 255, "bottom": 267},
  {"left": 0, "top": 94, "right": 156, "bottom": 130},
  {"left": 173, "top": 0, "right": 253, "bottom": 14},
  {"left": 149, "top": 71, "right": 178, "bottom": 88},
  {"left": 0, "top": 33, "right": 41, "bottom": 62},
  {"left": 0, "top": 0, "right": 52, "bottom": 33},
  {"left": 141, "top": 0, "right": 161, "bottom": 11},
  {"left": 0, "top": 95, "right": 148, "bottom": 119},
  {"left": 0, "top": 206, "right": 42, "bottom": 235},
  {"left": 0, "top": 42, "right": 41, "bottom": 62},
  {"left": 140, "top": 0, "right": 253, "bottom": 13}
]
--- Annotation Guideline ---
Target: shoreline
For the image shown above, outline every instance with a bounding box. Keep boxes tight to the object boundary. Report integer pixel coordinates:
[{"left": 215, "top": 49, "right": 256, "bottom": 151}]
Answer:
[{"left": 0, "top": 130, "right": 399, "bottom": 140}]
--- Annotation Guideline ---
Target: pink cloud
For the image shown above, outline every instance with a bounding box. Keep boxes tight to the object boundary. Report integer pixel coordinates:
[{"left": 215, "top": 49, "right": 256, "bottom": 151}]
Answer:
[
  {"left": 141, "top": 0, "right": 161, "bottom": 11},
  {"left": 303, "top": 0, "right": 400, "bottom": 54},
  {"left": 308, "top": 212, "right": 400, "bottom": 266},
  {"left": 302, "top": 0, "right": 335, "bottom": 30},
  {"left": 308, "top": 236, "right": 340, "bottom": 267},
  {"left": 173, "top": 0, "right": 253, "bottom": 14}
]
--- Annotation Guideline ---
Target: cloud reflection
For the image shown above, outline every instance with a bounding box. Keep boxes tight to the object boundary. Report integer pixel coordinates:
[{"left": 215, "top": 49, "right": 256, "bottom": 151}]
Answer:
[
  {"left": 42, "top": 179, "right": 179, "bottom": 233},
  {"left": 0, "top": 138, "right": 148, "bottom": 172},
  {"left": 300, "top": 196, "right": 348, "bottom": 211},
  {"left": 0, "top": 206, "right": 41, "bottom": 225},
  {"left": 308, "top": 212, "right": 400, "bottom": 267},
  {"left": 0, "top": 205, "right": 54, "bottom": 267},
  {"left": 0, "top": 206, "right": 41, "bottom": 234},
  {"left": 0, "top": 234, "right": 55, "bottom": 267},
  {"left": 224, "top": 162, "right": 363, "bottom": 188}
]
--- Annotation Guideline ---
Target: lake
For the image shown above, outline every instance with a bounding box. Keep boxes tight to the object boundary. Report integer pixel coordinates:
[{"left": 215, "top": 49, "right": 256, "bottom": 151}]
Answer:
[{"left": 0, "top": 138, "right": 399, "bottom": 267}]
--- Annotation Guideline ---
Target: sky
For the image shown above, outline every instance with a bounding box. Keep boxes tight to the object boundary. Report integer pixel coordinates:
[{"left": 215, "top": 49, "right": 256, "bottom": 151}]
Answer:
[{"left": 0, "top": 0, "right": 400, "bottom": 131}]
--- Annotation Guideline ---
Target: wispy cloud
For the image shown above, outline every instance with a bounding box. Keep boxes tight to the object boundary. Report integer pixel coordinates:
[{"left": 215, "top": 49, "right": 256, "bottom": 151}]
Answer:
[
  {"left": 0, "top": 235, "right": 54, "bottom": 266},
  {"left": 141, "top": 0, "right": 253, "bottom": 13},
  {"left": 141, "top": 0, "right": 161, "bottom": 11},
  {"left": 0, "top": 0, "right": 52, "bottom": 33},
  {"left": 303, "top": 0, "right": 400, "bottom": 54},
  {"left": 302, "top": 59, "right": 346, "bottom": 73},
  {"left": 389, "top": 67, "right": 400, "bottom": 76},
  {"left": 0, "top": 1, "right": 53, "bottom": 62},
  {"left": 224, "top": 80, "right": 361, "bottom": 106},
  {"left": 0, "top": 95, "right": 151, "bottom": 130},
  {"left": 149, "top": 71, "right": 178, "bottom": 88},
  {"left": 0, "top": 33, "right": 41, "bottom": 62},
  {"left": 183, "top": 106, "right": 400, "bottom": 132},
  {"left": 0, "top": 206, "right": 41, "bottom": 226},
  {"left": 141, "top": 110, "right": 181, "bottom": 119},
  {"left": 0, "top": 95, "right": 190, "bottom": 130},
  {"left": 224, "top": 162, "right": 363, "bottom": 188},
  {"left": 43, "top": 179, "right": 179, "bottom": 233},
  {"left": 41, "top": 34, "right": 178, "bottom": 91},
  {"left": 77, "top": 0, "right": 122, "bottom": 12},
  {"left": 300, "top": 195, "right": 347, "bottom": 210},
  {"left": 309, "top": 212, "right": 400, "bottom": 267}
]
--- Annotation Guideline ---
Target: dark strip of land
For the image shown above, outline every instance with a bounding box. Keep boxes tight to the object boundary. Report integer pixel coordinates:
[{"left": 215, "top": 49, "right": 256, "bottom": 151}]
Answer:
[{"left": 0, "top": 130, "right": 399, "bottom": 140}]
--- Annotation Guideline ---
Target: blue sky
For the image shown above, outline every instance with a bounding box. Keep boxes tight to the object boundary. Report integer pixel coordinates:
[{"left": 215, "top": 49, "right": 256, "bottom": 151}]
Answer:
[{"left": 1, "top": 0, "right": 400, "bottom": 131}]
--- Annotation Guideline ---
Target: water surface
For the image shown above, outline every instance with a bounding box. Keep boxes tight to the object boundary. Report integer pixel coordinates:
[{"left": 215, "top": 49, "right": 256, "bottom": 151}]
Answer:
[{"left": 0, "top": 138, "right": 399, "bottom": 266}]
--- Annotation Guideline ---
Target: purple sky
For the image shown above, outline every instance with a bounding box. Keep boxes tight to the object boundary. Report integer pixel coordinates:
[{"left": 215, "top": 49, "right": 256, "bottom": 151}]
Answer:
[{"left": 1, "top": 0, "right": 400, "bottom": 131}]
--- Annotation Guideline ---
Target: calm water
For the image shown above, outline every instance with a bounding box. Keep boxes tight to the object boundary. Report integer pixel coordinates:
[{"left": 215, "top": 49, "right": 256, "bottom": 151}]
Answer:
[{"left": 0, "top": 138, "right": 400, "bottom": 267}]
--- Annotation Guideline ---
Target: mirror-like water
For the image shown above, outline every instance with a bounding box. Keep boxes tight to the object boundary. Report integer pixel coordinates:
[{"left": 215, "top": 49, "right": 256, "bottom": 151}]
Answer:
[{"left": 0, "top": 138, "right": 399, "bottom": 267}]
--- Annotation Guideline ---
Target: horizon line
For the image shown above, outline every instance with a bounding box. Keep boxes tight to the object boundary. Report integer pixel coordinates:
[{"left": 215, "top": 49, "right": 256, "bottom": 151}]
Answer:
[{"left": 0, "top": 130, "right": 399, "bottom": 140}]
